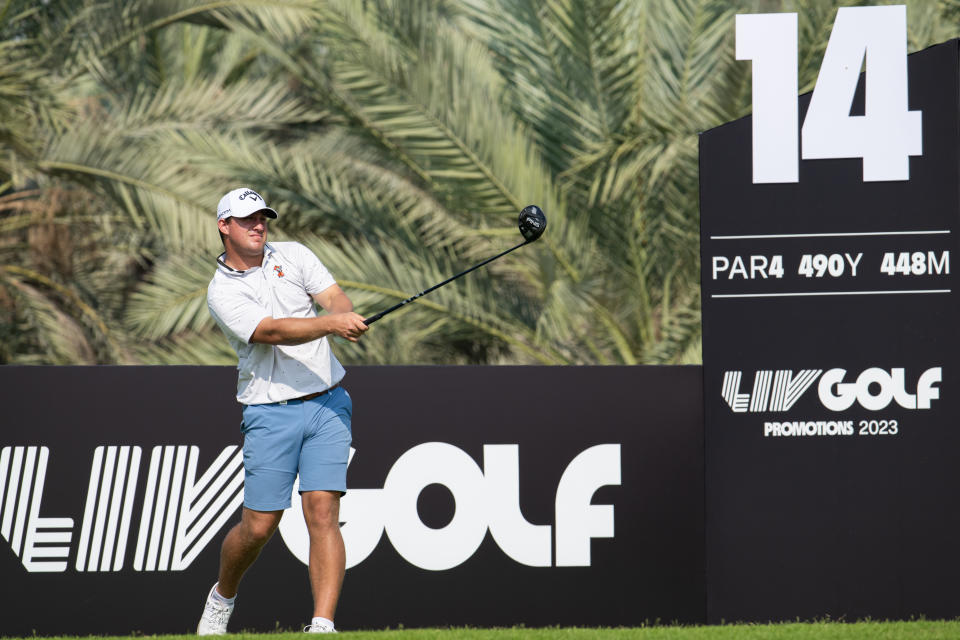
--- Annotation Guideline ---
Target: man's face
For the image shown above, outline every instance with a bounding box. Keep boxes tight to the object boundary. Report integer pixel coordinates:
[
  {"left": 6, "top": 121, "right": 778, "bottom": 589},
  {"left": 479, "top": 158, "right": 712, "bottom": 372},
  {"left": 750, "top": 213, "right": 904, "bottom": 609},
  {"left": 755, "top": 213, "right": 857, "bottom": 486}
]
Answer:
[{"left": 220, "top": 211, "right": 269, "bottom": 254}]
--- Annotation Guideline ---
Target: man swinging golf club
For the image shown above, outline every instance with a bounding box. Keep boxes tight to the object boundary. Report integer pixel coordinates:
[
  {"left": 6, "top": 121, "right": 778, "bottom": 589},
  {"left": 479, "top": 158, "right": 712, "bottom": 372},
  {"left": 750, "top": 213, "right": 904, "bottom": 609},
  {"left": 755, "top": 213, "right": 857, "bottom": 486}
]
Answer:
[{"left": 199, "top": 187, "right": 368, "bottom": 635}]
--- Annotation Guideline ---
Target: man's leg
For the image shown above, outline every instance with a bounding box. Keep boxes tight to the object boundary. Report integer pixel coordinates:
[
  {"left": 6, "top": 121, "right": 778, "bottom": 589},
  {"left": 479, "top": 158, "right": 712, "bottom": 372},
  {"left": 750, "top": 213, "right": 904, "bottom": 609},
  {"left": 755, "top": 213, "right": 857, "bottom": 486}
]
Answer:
[
  {"left": 302, "top": 490, "right": 345, "bottom": 619},
  {"left": 217, "top": 507, "right": 284, "bottom": 597},
  {"left": 198, "top": 507, "right": 283, "bottom": 635}
]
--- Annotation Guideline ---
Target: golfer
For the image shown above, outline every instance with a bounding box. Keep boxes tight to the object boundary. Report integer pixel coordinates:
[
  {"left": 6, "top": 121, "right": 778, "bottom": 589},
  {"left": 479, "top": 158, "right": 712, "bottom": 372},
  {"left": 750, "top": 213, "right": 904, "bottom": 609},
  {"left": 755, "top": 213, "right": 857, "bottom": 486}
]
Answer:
[{"left": 197, "top": 187, "right": 368, "bottom": 635}]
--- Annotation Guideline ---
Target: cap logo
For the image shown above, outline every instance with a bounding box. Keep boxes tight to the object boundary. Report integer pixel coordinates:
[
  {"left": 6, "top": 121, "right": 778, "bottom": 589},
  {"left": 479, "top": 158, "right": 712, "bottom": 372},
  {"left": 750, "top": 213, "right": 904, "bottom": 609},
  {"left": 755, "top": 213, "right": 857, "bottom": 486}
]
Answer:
[{"left": 238, "top": 190, "right": 261, "bottom": 202}]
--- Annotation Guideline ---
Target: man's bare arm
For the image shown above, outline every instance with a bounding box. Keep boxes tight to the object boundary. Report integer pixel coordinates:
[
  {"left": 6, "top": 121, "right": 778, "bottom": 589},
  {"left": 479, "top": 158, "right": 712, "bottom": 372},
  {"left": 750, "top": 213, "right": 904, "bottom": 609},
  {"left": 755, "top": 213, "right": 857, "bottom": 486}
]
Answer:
[
  {"left": 311, "top": 284, "right": 354, "bottom": 314},
  {"left": 250, "top": 314, "right": 366, "bottom": 345},
  {"left": 250, "top": 284, "right": 367, "bottom": 345}
]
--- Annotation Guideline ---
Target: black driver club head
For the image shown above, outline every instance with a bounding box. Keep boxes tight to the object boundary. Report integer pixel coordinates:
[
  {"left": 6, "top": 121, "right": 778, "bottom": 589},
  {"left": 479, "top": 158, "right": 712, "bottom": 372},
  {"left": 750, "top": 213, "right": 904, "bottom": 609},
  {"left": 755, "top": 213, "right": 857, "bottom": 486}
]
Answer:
[{"left": 518, "top": 205, "right": 547, "bottom": 243}]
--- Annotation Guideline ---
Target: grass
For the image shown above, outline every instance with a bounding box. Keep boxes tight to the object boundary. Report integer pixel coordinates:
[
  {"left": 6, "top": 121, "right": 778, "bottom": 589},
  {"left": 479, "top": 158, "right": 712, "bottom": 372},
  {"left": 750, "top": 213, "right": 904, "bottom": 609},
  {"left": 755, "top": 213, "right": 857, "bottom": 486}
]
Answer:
[{"left": 8, "top": 621, "right": 960, "bottom": 640}]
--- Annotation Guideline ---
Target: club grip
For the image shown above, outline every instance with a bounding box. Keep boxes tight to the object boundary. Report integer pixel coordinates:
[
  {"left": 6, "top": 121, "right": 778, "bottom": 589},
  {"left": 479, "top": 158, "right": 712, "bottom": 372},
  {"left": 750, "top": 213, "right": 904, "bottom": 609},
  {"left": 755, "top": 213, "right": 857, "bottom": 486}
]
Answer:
[{"left": 361, "top": 311, "right": 384, "bottom": 326}]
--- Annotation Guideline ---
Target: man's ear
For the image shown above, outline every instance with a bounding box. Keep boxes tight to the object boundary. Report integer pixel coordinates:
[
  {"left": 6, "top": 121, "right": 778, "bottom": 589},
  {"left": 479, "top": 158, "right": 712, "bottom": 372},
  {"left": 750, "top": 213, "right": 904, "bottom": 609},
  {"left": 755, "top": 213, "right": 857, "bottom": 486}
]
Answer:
[{"left": 218, "top": 218, "right": 231, "bottom": 235}]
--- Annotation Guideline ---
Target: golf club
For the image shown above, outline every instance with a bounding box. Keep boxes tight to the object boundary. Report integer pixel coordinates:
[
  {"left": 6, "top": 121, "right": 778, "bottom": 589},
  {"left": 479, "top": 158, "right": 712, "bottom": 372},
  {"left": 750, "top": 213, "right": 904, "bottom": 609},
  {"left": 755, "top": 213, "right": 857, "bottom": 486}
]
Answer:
[{"left": 362, "top": 205, "right": 547, "bottom": 326}]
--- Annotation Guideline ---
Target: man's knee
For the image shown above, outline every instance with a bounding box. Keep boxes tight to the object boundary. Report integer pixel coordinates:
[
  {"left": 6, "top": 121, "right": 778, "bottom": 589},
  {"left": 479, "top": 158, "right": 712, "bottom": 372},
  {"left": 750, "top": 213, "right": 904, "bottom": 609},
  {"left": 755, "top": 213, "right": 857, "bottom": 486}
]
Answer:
[
  {"left": 302, "top": 491, "right": 341, "bottom": 531},
  {"left": 240, "top": 509, "right": 282, "bottom": 545}
]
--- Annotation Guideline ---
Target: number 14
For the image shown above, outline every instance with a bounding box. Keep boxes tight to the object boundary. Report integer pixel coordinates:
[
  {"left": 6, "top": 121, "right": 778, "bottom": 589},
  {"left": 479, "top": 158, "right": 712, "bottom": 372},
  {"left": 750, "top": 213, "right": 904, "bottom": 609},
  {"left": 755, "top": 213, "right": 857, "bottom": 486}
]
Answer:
[{"left": 737, "top": 5, "right": 922, "bottom": 184}]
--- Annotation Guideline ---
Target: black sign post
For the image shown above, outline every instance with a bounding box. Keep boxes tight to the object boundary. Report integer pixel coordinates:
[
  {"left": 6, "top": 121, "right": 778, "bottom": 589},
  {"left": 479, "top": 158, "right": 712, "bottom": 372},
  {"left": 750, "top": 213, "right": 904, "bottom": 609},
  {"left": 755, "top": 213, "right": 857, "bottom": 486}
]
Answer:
[{"left": 701, "top": 25, "right": 960, "bottom": 623}]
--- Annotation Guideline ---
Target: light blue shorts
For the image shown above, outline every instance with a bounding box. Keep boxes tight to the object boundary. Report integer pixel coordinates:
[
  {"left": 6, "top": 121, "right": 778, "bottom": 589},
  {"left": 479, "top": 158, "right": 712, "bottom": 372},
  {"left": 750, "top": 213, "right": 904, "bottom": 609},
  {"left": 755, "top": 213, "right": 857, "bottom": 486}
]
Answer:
[{"left": 240, "top": 386, "right": 352, "bottom": 511}]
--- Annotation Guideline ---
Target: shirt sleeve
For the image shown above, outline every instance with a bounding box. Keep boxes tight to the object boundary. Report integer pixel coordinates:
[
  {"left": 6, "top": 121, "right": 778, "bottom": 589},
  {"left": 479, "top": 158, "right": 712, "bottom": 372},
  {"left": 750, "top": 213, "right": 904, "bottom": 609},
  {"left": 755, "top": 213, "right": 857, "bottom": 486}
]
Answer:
[
  {"left": 296, "top": 243, "right": 337, "bottom": 295},
  {"left": 207, "top": 283, "right": 271, "bottom": 345}
]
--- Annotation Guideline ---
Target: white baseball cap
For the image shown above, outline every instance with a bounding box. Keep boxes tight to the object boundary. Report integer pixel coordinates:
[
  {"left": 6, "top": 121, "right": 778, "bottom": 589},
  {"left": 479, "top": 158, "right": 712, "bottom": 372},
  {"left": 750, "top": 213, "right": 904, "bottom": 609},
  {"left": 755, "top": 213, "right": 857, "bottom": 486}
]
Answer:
[{"left": 216, "top": 187, "right": 278, "bottom": 221}]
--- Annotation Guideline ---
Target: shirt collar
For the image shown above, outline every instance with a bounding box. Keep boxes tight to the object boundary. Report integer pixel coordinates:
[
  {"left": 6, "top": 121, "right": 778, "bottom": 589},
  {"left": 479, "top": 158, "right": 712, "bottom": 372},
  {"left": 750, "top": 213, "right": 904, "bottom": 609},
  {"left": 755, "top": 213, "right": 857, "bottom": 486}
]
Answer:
[{"left": 216, "top": 243, "right": 275, "bottom": 275}]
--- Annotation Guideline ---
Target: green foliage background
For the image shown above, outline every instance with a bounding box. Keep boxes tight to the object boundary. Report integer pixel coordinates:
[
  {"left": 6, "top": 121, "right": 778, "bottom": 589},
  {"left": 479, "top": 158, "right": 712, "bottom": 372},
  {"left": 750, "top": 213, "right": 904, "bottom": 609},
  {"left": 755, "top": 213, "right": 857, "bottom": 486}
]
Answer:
[{"left": 0, "top": 0, "right": 957, "bottom": 366}]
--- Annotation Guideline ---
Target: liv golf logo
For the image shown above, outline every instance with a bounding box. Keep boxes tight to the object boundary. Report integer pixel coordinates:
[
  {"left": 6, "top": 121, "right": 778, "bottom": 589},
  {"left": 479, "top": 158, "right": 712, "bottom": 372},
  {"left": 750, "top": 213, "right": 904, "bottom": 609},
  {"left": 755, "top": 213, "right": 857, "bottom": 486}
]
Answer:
[
  {"left": 721, "top": 366, "right": 942, "bottom": 413},
  {"left": 0, "top": 443, "right": 620, "bottom": 574}
]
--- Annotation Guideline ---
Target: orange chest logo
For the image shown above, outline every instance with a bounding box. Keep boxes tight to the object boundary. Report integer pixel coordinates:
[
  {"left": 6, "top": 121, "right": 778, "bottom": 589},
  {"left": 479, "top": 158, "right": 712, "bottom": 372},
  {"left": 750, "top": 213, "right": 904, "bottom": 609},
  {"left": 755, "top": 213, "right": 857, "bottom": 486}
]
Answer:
[{"left": 273, "top": 265, "right": 284, "bottom": 278}]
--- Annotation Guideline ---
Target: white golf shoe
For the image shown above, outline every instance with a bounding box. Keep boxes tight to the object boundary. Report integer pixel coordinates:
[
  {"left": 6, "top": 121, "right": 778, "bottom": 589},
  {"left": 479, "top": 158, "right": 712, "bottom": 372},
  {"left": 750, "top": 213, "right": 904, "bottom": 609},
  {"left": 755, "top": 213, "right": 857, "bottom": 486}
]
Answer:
[
  {"left": 303, "top": 621, "right": 337, "bottom": 633},
  {"left": 197, "top": 584, "right": 234, "bottom": 635}
]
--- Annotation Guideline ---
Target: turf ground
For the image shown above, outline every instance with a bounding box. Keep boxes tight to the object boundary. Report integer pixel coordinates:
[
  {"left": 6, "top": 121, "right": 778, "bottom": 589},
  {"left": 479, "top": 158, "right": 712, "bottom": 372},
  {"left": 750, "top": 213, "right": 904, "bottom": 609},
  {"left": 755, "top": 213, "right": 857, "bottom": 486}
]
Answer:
[{"left": 9, "top": 622, "right": 960, "bottom": 640}]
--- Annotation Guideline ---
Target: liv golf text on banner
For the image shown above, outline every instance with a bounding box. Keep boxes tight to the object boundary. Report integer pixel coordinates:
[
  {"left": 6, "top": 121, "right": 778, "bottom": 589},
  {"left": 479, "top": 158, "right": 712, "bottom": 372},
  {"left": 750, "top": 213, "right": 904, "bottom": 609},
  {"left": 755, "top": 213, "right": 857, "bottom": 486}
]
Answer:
[
  {"left": 700, "top": 5, "right": 960, "bottom": 624},
  {"left": 0, "top": 365, "right": 704, "bottom": 635}
]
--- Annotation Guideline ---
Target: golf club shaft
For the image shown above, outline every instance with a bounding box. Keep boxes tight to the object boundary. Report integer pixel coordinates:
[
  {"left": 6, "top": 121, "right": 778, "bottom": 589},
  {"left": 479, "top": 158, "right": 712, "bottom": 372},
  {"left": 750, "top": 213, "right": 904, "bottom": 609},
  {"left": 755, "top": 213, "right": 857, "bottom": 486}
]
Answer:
[{"left": 363, "top": 240, "right": 527, "bottom": 325}]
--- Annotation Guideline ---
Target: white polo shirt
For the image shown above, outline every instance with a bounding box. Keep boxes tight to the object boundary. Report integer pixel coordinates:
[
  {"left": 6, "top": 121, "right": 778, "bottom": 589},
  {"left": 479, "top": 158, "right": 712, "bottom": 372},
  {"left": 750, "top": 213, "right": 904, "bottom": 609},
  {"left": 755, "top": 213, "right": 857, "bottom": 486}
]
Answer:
[{"left": 207, "top": 241, "right": 346, "bottom": 405}]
